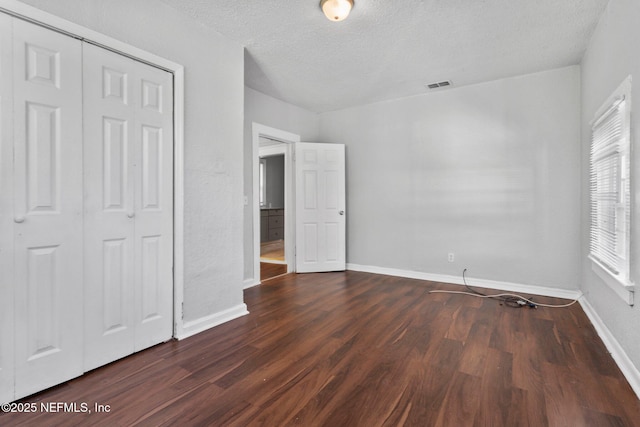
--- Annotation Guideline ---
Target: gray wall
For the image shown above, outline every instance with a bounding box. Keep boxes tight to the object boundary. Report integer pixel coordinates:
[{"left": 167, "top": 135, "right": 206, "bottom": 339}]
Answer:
[
  {"left": 263, "top": 155, "right": 285, "bottom": 209},
  {"left": 319, "top": 66, "right": 582, "bottom": 289},
  {"left": 243, "top": 87, "right": 320, "bottom": 281},
  {"left": 17, "top": 0, "right": 246, "bottom": 322},
  {"left": 580, "top": 0, "right": 640, "bottom": 370}
]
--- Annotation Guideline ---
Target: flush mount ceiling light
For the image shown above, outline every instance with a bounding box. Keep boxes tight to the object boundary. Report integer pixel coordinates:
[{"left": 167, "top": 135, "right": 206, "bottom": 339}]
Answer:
[{"left": 320, "top": 0, "right": 354, "bottom": 22}]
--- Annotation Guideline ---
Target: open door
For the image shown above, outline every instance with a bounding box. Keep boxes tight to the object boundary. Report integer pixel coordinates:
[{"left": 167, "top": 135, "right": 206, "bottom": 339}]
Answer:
[{"left": 295, "top": 143, "right": 346, "bottom": 272}]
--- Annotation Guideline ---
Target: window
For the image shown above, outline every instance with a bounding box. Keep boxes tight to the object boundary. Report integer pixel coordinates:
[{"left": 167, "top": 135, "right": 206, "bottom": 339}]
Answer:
[
  {"left": 259, "top": 158, "right": 267, "bottom": 207},
  {"left": 589, "top": 76, "right": 632, "bottom": 301}
]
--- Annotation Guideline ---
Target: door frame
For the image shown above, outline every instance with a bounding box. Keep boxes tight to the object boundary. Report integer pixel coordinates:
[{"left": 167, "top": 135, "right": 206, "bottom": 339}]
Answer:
[
  {"left": 0, "top": 0, "right": 186, "bottom": 338},
  {"left": 251, "top": 123, "right": 299, "bottom": 286}
]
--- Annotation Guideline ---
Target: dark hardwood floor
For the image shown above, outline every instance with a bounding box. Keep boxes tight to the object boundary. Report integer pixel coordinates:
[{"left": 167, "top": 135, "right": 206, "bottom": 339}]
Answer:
[
  {"left": 260, "top": 240, "right": 285, "bottom": 263},
  {"left": 2, "top": 271, "right": 640, "bottom": 426},
  {"left": 260, "top": 262, "right": 287, "bottom": 281}
]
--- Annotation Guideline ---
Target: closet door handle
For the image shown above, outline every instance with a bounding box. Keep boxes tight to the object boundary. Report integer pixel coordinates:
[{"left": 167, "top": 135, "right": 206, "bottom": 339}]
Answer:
[
  {"left": 127, "top": 212, "right": 135, "bottom": 219},
  {"left": 14, "top": 216, "right": 25, "bottom": 223}
]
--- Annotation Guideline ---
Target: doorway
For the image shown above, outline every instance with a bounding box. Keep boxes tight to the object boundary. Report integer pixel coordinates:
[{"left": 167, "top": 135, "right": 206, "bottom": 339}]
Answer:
[
  {"left": 259, "top": 141, "right": 287, "bottom": 280},
  {"left": 250, "top": 125, "right": 346, "bottom": 285},
  {"left": 251, "top": 124, "right": 299, "bottom": 284}
]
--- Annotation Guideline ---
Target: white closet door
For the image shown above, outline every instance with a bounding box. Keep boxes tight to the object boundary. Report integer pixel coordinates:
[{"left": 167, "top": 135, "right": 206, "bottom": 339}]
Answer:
[
  {"left": 83, "top": 43, "right": 173, "bottom": 370},
  {"left": 0, "top": 12, "right": 15, "bottom": 405},
  {"left": 83, "top": 43, "right": 136, "bottom": 371},
  {"left": 133, "top": 60, "right": 173, "bottom": 351},
  {"left": 12, "top": 18, "right": 84, "bottom": 398}
]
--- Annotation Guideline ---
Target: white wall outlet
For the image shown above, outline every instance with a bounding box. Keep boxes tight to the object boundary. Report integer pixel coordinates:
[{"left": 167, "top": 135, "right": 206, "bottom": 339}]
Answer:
[{"left": 448, "top": 252, "right": 455, "bottom": 262}]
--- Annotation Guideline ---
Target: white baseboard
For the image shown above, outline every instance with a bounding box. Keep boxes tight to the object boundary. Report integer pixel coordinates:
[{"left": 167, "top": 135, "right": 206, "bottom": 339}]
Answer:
[
  {"left": 346, "top": 263, "right": 582, "bottom": 300},
  {"left": 244, "top": 278, "right": 260, "bottom": 289},
  {"left": 579, "top": 297, "right": 640, "bottom": 399},
  {"left": 175, "top": 303, "right": 249, "bottom": 340}
]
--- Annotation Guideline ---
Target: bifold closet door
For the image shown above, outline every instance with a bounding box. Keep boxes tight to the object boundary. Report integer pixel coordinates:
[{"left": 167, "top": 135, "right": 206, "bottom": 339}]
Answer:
[
  {"left": 11, "top": 18, "right": 84, "bottom": 398},
  {"left": 83, "top": 43, "right": 174, "bottom": 372},
  {"left": 0, "top": 12, "right": 15, "bottom": 405}
]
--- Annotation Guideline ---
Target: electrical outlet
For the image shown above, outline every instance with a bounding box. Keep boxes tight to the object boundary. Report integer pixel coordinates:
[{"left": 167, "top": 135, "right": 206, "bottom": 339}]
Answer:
[{"left": 448, "top": 252, "right": 454, "bottom": 262}]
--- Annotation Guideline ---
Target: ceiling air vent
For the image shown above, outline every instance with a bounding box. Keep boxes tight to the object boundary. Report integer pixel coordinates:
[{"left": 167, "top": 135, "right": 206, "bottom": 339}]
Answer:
[{"left": 426, "top": 80, "right": 452, "bottom": 90}]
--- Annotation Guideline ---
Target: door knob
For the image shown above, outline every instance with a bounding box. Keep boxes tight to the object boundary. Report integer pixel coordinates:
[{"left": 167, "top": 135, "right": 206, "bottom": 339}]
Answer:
[
  {"left": 14, "top": 216, "right": 25, "bottom": 223},
  {"left": 127, "top": 212, "right": 135, "bottom": 218},
  {"left": 339, "top": 210, "right": 344, "bottom": 215}
]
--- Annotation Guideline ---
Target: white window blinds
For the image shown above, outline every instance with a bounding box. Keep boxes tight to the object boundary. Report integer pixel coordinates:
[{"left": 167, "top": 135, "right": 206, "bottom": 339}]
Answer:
[{"left": 589, "top": 93, "right": 630, "bottom": 280}]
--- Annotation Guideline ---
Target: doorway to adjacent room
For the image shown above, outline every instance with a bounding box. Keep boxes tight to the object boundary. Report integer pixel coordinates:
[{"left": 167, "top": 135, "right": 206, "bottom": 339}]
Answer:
[
  {"left": 255, "top": 130, "right": 295, "bottom": 281},
  {"left": 259, "top": 146, "right": 287, "bottom": 280}
]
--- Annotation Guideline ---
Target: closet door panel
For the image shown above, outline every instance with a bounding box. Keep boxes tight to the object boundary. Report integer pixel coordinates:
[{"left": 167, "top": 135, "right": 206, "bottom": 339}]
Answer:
[
  {"left": 84, "top": 43, "right": 173, "bottom": 364},
  {"left": 83, "top": 43, "right": 136, "bottom": 371},
  {"left": 0, "top": 12, "right": 14, "bottom": 405},
  {"left": 12, "top": 18, "right": 83, "bottom": 399},
  {"left": 134, "top": 63, "right": 173, "bottom": 351}
]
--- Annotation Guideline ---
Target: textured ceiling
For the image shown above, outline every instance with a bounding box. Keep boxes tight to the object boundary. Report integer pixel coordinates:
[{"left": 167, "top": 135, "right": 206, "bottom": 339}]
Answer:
[{"left": 160, "top": 0, "right": 608, "bottom": 113}]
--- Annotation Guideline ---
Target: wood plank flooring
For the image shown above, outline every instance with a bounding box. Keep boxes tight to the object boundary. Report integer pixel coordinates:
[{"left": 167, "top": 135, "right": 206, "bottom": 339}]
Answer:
[
  {"left": 260, "top": 262, "right": 287, "bottom": 281},
  {"left": 2, "top": 271, "right": 640, "bottom": 426},
  {"left": 260, "top": 240, "right": 284, "bottom": 262}
]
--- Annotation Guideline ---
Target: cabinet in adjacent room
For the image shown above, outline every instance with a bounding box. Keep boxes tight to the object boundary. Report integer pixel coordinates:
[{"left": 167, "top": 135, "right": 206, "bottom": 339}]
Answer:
[{"left": 260, "top": 208, "right": 284, "bottom": 242}]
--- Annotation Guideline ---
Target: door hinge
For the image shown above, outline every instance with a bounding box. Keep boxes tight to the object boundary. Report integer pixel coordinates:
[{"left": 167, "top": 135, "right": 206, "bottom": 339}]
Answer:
[{"left": 181, "top": 302, "right": 184, "bottom": 319}]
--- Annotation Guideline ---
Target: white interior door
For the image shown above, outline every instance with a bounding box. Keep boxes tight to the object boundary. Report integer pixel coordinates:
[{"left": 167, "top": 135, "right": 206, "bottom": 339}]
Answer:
[
  {"left": 83, "top": 43, "right": 137, "bottom": 370},
  {"left": 0, "top": 12, "right": 15, "bottom": 405},
  {"left": 132, "top": 52, "right": 174, "bottom": 352},
  {"left": 12, "top": 18, "right": 84, "bottom": 398},
  {"left": 83, "top": 43, "right": 173, "bottom": 370},
  {"left": 295, "top": 143, "right": 346, "bottom": 272}
]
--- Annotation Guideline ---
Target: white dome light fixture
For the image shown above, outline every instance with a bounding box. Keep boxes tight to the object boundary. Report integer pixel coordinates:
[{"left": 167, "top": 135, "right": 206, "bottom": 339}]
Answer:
[{"left": 320, "top": 0, "right": 354, "bottom": 22}]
